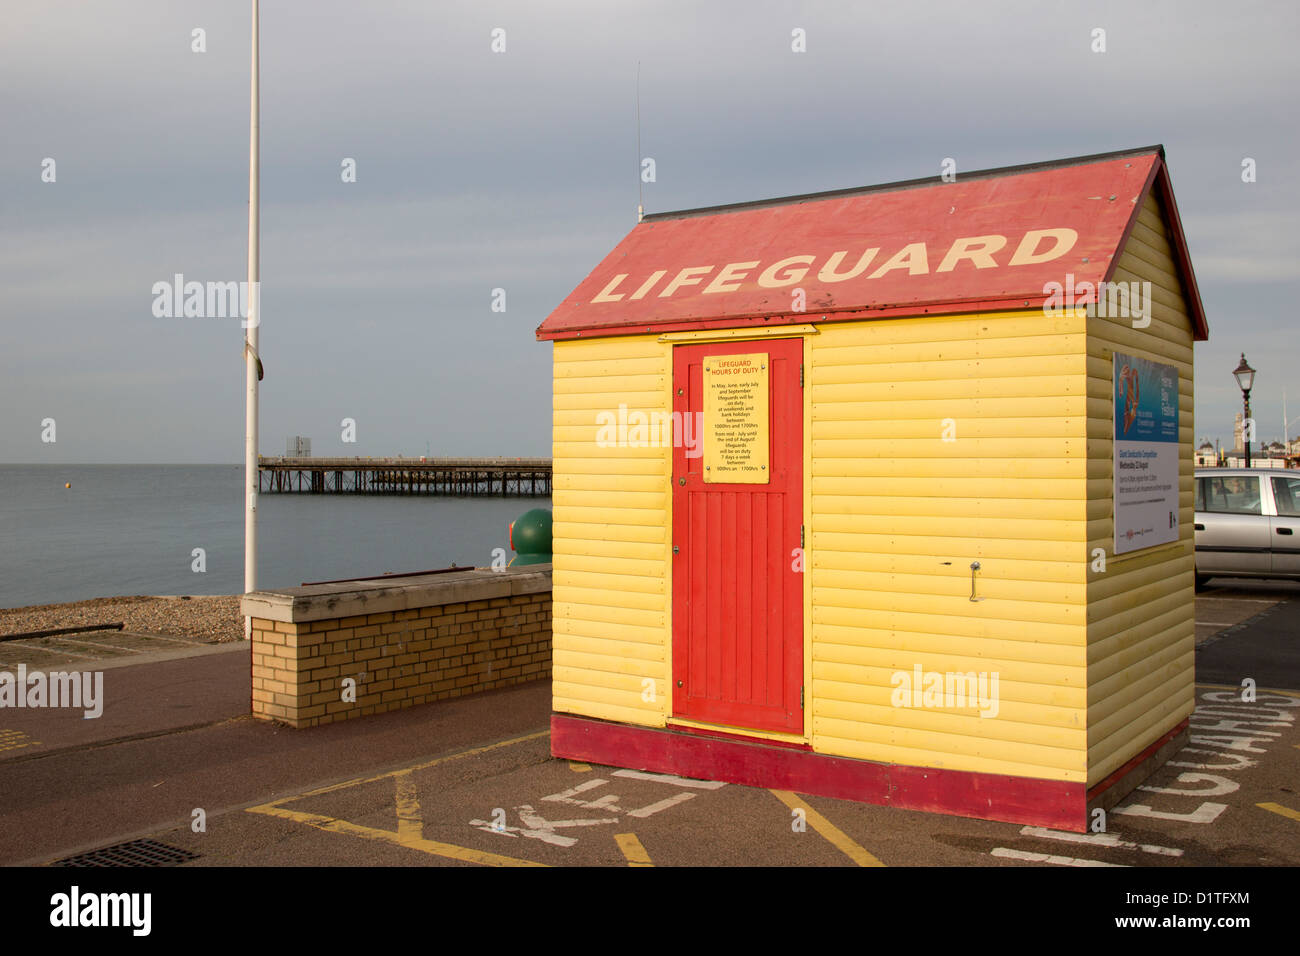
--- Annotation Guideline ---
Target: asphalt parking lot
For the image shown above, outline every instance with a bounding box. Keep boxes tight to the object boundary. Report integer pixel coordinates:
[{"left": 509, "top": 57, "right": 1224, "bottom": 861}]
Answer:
[{"left": 3, "top": 581, "right": 1297, "bottom": 868}]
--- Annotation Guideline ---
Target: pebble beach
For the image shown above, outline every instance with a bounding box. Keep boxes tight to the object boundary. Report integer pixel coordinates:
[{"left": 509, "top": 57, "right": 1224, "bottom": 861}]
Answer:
[{"left": 0, "top": 595, "right": 244, "bottom": 644}]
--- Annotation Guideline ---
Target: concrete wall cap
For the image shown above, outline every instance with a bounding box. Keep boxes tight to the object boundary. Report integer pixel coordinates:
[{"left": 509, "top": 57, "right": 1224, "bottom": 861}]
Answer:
[{"left": 239, "top": 566, "right": 552, "bottom": 623}]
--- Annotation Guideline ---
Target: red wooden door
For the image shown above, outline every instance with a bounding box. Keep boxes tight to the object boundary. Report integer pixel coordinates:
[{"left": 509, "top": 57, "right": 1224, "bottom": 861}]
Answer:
[{"left": 671, "top": 338, "right": 803, "bottom": 734}]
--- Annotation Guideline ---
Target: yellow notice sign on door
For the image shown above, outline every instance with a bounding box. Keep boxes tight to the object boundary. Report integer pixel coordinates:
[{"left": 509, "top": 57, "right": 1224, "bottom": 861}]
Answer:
[{"left": 703, "top": 353, "right": 769, "bottom": 484}]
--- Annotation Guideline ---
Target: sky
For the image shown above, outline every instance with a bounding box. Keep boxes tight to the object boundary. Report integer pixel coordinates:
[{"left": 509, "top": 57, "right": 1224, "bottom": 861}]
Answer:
[{"left": 2, "top": 0, "right": 1297, "bottom": 463}]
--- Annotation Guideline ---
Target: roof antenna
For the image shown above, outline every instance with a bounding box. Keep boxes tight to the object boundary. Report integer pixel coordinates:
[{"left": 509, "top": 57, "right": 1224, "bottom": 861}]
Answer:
[{"left": 636, "top": 61, "right": 644, "bottom": 223}]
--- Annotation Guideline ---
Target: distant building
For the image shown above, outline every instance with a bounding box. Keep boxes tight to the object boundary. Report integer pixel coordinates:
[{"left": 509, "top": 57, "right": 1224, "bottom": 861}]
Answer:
[
  {"left": 287, "top": 436, "right": 312, "bottom": 457},
  {"left": 1194, "top": 440, "right": 1217, "bottom": 467}
]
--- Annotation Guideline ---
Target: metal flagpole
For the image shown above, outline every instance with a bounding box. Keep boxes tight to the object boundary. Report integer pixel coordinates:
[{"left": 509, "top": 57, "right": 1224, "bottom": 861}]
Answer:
[{"left": 244, "top": 0, "right": 260, "bottom": 639}]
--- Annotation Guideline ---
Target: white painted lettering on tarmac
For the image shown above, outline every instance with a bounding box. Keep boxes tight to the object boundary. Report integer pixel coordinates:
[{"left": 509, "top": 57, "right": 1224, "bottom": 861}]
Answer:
[
  {"left": 1114, "top": 801, "right": 1229, "bottom": 824},
  {"left": 1138, "top": 772, "right": 1239, "bottom": 797},
  {"left": 1018, "top": 826, "right": 1182, "bottom": 857}
]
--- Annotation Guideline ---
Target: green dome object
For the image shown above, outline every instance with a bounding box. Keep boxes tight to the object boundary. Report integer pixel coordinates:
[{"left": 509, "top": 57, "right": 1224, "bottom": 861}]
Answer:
[{"left": 509, "top": 508, "right": 552, "bottom": 566}]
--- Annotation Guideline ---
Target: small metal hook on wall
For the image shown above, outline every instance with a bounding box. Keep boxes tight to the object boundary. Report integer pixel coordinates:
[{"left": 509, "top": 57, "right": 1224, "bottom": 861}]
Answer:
[{"left": 969, "top": 561, "right": 984, "bottom": 602}]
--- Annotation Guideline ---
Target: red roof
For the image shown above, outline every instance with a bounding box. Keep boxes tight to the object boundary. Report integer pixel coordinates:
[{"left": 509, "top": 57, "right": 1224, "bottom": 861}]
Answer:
[{"left": 536, "top": 146, "right": 1208, "bottom": 341}]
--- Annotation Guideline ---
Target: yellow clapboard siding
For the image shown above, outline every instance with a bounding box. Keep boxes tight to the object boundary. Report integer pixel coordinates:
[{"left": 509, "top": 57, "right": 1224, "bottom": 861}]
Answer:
[
  {"left": 815, "top": 734, "right": 1085, "bottom": 781},
  {"left": 553, "top": 489, "right": 665, "bottom": 511},
  {"left": 813, "top": 456, "right": 1087, "bottom": 479},
  {"left": 812, "top": 512, "right": 1083, "bottom": 542},
  {"left": 554, "top": 635, "right": 665, "bottom": 662},
  {"left": 549, "top": 332, "right": 673, "bottom": 731},
  {"left": 814, "top": 567, "right": 1085, "bottom": 605},
  {"left": 553, "top": 390, "right": 664, "bottom": 411},
  {"left": 553, "top": 473, "right": 666, "bottom": 493},
  {"left": 554, "top": 424, "right": 674, "bottom": 445},
  {"left": 811, "top": 492, "right": 1086, "bottom": 520},
  {"left": 553, "top": 568, "right": 665, "bottom": 596},
  {"left": 1087, "top": 551, "right": 1193, "bottom": 603},
  {"left": 553, "top": 652, "right": 662, "bottom": 680},
  {"left": 1082, "top": 303, "right": 1193, "bottom": 362},
  {"left": 554, "top": 694, "right": 664, "bottom": 728},
  {"left": 812, "top": 437, "right": 1086, "bottom": 460},
  {"left": 814, "top": 585, "right": 1082, "bottom": 625},
  {"left": 812, "top": 373, "right": 1088, "bottom": 404},
  {"left": 813, "top": 689, "right": 1084, "bottom": 748},
  {"left": 815, "top": 352, "right": 1084, "bottom": 385},
  {"left": 1128, "top": 217, "right": 1173, "bottom": 257},
  {"left": 809, "top": 475, "right": 1086, "bottom": 500},
  {"left": 554, "top": 356, "right": 667, "bottom": 378},
  {"left": 812, "top": 530, "right": 1080, "bottom": 562},
  {"left": 548, "top": 457, "right": 669, "bottom": 477},
  {"left": 813, "top": 550, "right": 1085, "bottom": 585},
  {"left": 1088, "top": 660, "right": 1193, "bottom": 754},
  {"left": 814, "top": 625, "right": 1082, "bottom": 667},
  {"left": 811, "top": 659, "right": 1084, "bottom": 708},
  {"left": 813, "top": 716, "right": 1083, "bottom": 779},
  {"left": 1085, "top": 187, "right": 1197, "bottom": 786},
  {"left": 552, "top": 442, "right": 665, "bottom": 460},
  {"left": 813, "top": 604, "right": 1080, "bottom": 646},
  {"left": 809, "top": 332, "right": 1084, "bottom": 366},
  {"left": 553, "top": 616, "right": 666, "bottom": 645},
  {"left": 1087, "top": 682, "right": 1194, "bottom": 782},
  {"left": 813, "top": 416, "right": 1084, "bottom": 440},
  {"left": 810, "top": 309, "right": 1085, "bottom": 346},
  {"left": 812, "top": 395, "right": 1089, "bottom": 422},
  {"left": 1087, "top": 627, "right": 1192, "bottom": 711},
  {"left": 551, "top": 551, "right": 665, "bottom": 577},
  {"left": 553, "top": 505, "right": 667, "bottom": 527},
  {"left": 555, "top": 582, "right": 666, "bottom": 613},
  {"left": 555, "top": 524, "right": 665, "bottom": 546}
]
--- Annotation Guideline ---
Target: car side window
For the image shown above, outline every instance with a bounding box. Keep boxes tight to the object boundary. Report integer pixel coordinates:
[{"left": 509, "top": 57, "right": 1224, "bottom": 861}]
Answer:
[
  {"left": 1195, "top": 477, "right": 1206, "bottom": 511},
  {"left": 1272, "top": 476, "right": 1300, "bottom": 517},
  {"left": 1201, "top": 476, "right": 1262, "bottom": 515}
]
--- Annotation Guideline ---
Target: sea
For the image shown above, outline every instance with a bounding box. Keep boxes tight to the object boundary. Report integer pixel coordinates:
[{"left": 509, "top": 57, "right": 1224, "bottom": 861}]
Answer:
[{"left": 0, "top": 465, "right": 549, "bottom": 609}]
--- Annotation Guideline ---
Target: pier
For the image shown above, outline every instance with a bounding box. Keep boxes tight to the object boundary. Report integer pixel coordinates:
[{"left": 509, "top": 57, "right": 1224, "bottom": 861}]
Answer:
[{"left": 258, "top": 457, "right": 551, "bottom": 496}]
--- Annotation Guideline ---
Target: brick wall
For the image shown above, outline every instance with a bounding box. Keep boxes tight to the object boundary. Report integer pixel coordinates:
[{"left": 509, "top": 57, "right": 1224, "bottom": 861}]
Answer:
[{"left": 244, "top": 568, "right": 551, "bottom": 728}]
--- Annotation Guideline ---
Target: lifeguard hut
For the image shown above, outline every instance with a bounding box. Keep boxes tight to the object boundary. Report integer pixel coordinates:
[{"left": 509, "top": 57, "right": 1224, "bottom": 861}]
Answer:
[{"left": 535, "top": 146, "right": 1207, "bottom": 830}]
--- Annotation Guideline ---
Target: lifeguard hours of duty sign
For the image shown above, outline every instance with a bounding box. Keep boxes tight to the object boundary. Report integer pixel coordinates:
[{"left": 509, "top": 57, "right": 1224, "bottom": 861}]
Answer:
[
  {"left": 703, "top": 353, "right": 769, "bottom": 483},
  {"left": 1113, "top": 351, "right": 1180, "bottom": 555}
]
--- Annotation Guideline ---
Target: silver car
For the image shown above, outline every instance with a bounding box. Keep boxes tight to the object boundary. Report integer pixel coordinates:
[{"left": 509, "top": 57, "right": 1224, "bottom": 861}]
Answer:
[{"left": 1194, "top": 467, "right": 1300, "bottom": 588}]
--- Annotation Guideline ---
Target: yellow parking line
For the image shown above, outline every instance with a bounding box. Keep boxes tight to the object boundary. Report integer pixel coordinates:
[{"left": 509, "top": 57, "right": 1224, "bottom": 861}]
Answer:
[
  {"left": 394, "top": 770, "right": 422, "bottom": 838},
  {"left": 614, "top": 833, "right": 653, "bottom": 866},
  {"left": 246, "top": 802, "right": 546, "bottom": 867},
  {"left": 242, "top": 730, "right": 552, "bottom": 867},
  {"left": 1258, "top": 802, "right": 1300, "bottom": 824},
  {"left": 256, "top": 730, "right": 549, "bottom": 807},
  {"left": 772, "top": 790, "right": 885, "bottom": 867},
  {"left": 0, "top": 730, "right": 40, "bottom": 753},
  {"left": 568, "top": 762, "right": 592, "bottom": 772}
]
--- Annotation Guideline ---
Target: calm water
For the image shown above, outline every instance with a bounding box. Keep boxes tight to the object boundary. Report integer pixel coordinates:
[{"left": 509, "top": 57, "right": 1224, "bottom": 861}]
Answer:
[{"left": 0, "top": 465, "right": 549, "bottom": 609}]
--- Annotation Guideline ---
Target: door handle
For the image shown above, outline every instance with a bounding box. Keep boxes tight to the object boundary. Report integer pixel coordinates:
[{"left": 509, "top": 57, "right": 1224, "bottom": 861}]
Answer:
[
  {"left": 1194, "top": 523, "right": 1205, "bottom": 531},
  {"left": 1278, "top": 527, "right": 1294, "bottom": 535}
]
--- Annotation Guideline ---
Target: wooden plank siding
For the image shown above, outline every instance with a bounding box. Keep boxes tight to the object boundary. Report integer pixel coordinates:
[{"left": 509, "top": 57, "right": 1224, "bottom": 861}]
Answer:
[
  {"left": 807, "top": 310, "right": 1091, "bottom": 783},
  {"left": 551, "top": 336, "right": 674, "bottom": 726},
  {"left": 1084, "top": 191, "right": 1197, "bottom": 786}
]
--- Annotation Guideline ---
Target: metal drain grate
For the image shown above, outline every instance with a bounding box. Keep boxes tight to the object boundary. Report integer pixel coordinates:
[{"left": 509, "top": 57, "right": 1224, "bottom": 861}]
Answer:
[{"left": 51, "top": 839, "right": 199, "bottom": 867}]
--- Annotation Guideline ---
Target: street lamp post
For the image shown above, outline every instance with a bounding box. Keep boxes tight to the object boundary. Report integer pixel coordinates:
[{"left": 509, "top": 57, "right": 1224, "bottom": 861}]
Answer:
[{"left": 1233, "top": 353, "right": 1255, "bottom": 468}]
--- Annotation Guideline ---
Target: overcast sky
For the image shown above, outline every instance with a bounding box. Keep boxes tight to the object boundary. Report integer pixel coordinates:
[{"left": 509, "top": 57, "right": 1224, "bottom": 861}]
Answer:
[{"left": 2, "top": 0, "right": 1297, "bottom": 463}]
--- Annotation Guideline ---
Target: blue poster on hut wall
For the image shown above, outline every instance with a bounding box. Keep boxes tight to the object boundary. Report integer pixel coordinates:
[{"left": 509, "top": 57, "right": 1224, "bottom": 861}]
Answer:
[{"left": 1113, "top": 351, "right": 1180, "bottom": 555}]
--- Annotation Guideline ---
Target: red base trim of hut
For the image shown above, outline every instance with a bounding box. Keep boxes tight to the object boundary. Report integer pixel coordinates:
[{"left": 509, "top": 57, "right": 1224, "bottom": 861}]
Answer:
[{"left": 551, "top": 713, "right": 1189, "bottom": 833}]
